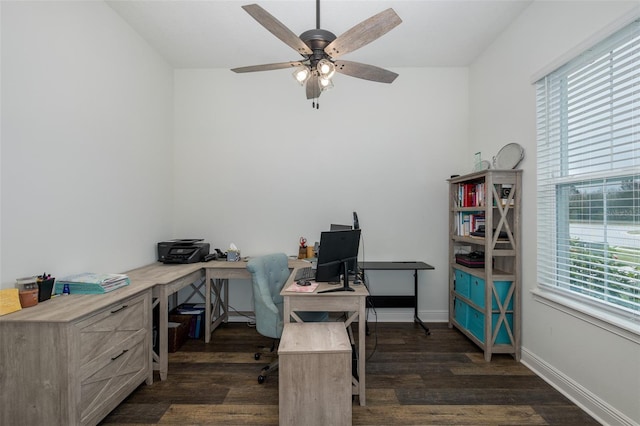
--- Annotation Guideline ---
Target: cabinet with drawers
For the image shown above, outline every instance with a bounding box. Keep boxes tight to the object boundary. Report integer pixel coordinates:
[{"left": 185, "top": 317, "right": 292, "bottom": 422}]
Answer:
[
  {"left": 0, "top": 286, "right": 153, "bottom": 426},
  {"left": 448, "top": 170, "right": 521, "bottom": 361}
]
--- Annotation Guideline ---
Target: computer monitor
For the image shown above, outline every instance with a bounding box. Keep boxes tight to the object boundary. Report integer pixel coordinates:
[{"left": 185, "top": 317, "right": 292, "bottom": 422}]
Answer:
[
  {"left": 330, "top": 223, "right": 352, "bottom": 231},
  {"left": 315, "top": 229, "right": 361, "bottom": 293}
]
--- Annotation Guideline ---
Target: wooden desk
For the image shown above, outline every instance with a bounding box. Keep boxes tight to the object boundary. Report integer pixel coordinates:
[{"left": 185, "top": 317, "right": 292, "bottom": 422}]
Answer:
[
  {"left": 126, "top": 262, "right": 205, "bottom": 380},
  {"left": 279, "top": 322, "right": 352, "bottom": 426},
  {"left": 127, "top": 259, "right": 310, "bottom": 380},
  {"left": 202, "top": 259, "right": 310, "bottom": 341},
  {"left": 0, "top": 283, "right": 154, "bottom": 426},
  {"left": 203, "top": 260, "right": 251, "bottom": 343},
  {"left": 281, "top": 268, "right": 369, "bottom": 406}
]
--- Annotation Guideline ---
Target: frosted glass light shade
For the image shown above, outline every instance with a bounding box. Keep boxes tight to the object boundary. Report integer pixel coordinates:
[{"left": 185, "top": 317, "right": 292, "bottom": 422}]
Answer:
[{"left": 293, "top": 66, "right": 310, "bottom": 85}]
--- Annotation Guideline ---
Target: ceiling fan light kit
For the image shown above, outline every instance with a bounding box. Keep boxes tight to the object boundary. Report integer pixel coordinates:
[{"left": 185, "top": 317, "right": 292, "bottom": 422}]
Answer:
[
  {"left": 293, "top": 67, "right": 310, "bottom": 85},
  {"left": 231, "top": 1, "right": 402, "bottom": 108}
]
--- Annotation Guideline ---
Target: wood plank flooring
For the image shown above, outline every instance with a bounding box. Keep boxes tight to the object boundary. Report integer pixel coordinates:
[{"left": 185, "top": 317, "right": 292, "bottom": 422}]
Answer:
[{"left": 100, "top": 322, "right": 600, "bottom": 425}]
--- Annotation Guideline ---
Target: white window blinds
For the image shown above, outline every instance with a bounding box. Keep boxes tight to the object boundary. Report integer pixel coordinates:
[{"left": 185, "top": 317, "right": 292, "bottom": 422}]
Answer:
[{"left": 536, "top": 19, "right": 640, "bottom": 319}]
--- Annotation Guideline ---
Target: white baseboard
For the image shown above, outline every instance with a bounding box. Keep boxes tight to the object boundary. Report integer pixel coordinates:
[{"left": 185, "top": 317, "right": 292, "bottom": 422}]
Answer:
[
  {"left": 366, "top": 308, "right": 449, "bottom": 323},
  {"left": 226, "top": 309, "right": 449, "bottom": 323},
  {"left": 225, "top": 311, "right": 421, "bottom": 323},
  {"left": 521, "top": 347, "right": 639, "bottom": 426}
]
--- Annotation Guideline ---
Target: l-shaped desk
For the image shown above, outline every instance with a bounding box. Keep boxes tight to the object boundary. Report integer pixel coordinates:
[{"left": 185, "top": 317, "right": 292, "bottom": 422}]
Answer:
[
  {"left": 0, "top": 257, "right": 434, "bottom": 424},
  {"left": 126, "top": 260, "right": 372, "bottom": 404},
  {"left": 125, "top": 260, "right": 284, "bottom": 382},
  {"left": 126, "top": 260, "right": 434, "bottom": 390}
]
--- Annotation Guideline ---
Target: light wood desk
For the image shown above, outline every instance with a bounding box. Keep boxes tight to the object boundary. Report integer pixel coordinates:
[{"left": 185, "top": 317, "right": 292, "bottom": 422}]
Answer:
[
  {"left": 126, "top": 262, "right": 205, "bottom": 380},
  {"left": 279, "top": 322, "right": 352, "bottom": 426},
  {"left": 0, "top": 282, "right": 155, "bottom": 426},
  {"left": 281, "top": 268, "right": 369, "bottom": 406},
  {"left": 0, "top": 258, "right": 318, "bottom": 424},
  {"left": 127, "top": 259, "right": 310, "bottom": 380},
  {"left": 203, "top": 260, "right": 251, "bottom": 343}
]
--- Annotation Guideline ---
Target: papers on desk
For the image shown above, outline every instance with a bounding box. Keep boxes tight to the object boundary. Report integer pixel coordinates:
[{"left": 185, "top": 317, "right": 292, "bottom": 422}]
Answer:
[
  {"left": 285, "top": 281, "right": 319, "bottom": 293},
  {"left": 55, "top": 273, "right": 130, "bottom": 294},
  {"left": 0, "top": 288, "right": 22, "bottom": 316}
]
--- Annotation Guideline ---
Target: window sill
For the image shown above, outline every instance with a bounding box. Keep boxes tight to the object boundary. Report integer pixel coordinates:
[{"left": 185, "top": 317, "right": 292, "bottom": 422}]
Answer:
[{"left": 531, "top": 288, "right": 640, "bottom": 344}]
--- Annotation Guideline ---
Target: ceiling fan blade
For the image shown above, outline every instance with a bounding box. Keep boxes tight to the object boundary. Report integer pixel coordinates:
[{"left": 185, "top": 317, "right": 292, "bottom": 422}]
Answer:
[
  {"left": 231, "top": 61, "right": 304, "bottom": 73},
  {"left": 324, "top": 8, "right": 402, "bottom": 59},
  {"left": 334, "top": 60, "right": 398, "bottom": 83},
  {"left": 306, "top": 74, "right": 321, "bottom": 99},
  {"left": 242, "top": 4, "right": 313, "bottom": 56}
]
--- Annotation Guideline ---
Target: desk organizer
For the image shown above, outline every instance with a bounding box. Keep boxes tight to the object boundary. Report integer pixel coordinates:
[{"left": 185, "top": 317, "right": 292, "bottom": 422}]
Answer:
[{"left": 38, "top": 278, "right": 55, "bottom": 302}]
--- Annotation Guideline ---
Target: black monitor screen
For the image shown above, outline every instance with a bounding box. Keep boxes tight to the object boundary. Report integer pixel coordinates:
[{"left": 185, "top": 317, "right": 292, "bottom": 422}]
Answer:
[
  {"left": 330, "top": 223, "right": 352, "bottom": 231},
  {"left": 315, "top": 229, "right": 361, "bottom": 283}
]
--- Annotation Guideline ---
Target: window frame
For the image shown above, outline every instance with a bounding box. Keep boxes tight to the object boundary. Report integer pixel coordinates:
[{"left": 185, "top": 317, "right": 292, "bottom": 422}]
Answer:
[{"left": 535, "top": 18, "right": 640, "bottom": 335}]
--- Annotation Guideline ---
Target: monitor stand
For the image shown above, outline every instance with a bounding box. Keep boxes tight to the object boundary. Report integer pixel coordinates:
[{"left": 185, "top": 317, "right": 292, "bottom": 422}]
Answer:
[{"left": 318, "top": 261, "right": 355, "bottom": 293}]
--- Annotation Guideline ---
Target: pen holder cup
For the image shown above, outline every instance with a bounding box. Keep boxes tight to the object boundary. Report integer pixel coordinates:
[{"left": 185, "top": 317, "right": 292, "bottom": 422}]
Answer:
[
  {"left": 19, "top": 289, "right": 39, "bottom": 308},
  {"left": 38, "top": 278, "right": 55, "bottom": 302}
]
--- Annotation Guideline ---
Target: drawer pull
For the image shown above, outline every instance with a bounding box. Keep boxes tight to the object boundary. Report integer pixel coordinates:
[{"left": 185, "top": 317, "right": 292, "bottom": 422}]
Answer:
[
  {"left": 111, "top": 349, "right": 129, "bottom": 361},
  {"left": 110, "top": 304, "right": 128, "bottom": 314}
]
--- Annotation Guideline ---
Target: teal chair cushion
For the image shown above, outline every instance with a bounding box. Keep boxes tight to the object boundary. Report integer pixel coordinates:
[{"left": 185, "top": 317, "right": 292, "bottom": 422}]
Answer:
[{"left": 247, "top": 253, "right": 328, "bottom": 339}]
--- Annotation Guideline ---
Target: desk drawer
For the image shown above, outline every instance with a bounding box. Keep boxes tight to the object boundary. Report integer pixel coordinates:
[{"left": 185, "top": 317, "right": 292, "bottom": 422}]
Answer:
[
  {"left": 77, "top": 293, "right": 147, "bottom": 366},
  {"left": 80, "top": 334, "right": 148, "bottom": 424},
  {"left": 77, "top": 291, "right": 150, "bottom": 425}
]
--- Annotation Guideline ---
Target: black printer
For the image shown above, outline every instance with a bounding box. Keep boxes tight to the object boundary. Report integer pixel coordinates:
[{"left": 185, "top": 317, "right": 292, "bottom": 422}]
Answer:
[{"left": 157, "top": 239, "right": 210, "bottom": 264}]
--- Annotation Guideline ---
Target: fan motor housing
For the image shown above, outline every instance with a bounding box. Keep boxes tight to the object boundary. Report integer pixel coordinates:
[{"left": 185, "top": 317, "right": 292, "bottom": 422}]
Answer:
[{"left": 300, "top": 29, "right": 336, "bottom": 54}]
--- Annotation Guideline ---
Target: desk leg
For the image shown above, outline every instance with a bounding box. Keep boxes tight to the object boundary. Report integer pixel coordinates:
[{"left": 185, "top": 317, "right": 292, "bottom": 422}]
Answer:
[
  {"left": 207, "top": 278, "right": 230, "bottom": 338},
  {"left": 413, "top": 269, "right": 430, "bottom": 335},
  {"left": 148, "top": 295, "right": 158, "bottom": 385},
  {"left": 283, "top": 297, "right": 291, "bottom": 324},
  {"left": 205, "top": 271, "right": 212, "bottom": 343},
  {"left": 224, "top": 279, "right": 229, "bottom": 323},
  {"left": 358, "top": 298, "right": 366, "bottom": 406},
  {"left": 156, "top": 286, "right": 169, "bottom": 381}
]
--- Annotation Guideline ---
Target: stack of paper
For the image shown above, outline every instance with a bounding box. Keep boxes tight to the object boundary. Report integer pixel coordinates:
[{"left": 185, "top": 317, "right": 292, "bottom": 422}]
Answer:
[
  {"left": 0, "top": 288, "right": 22, "bottom": 316},
  {"left": 55, "top": 273, "right": 130, "bottom": 294}
]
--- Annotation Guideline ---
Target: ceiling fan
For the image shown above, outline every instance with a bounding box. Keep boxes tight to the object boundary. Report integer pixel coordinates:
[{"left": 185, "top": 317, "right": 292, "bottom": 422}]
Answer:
[{"left": 231, "top": 1, "right": 402, "bottom": 108}]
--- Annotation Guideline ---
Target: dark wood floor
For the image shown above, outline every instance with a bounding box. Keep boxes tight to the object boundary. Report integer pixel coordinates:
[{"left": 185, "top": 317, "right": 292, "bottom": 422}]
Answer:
[{"left": 100, "top": 322, "right": 600, "bottom": 425}]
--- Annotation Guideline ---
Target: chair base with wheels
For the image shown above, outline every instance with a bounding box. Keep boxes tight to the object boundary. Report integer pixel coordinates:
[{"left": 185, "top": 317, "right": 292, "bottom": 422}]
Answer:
[{"left": 255, "top": 339, "right": 278, "bottom": 384}]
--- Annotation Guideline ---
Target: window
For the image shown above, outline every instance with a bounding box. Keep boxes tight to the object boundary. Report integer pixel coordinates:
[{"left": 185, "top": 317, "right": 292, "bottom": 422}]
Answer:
[{"left": 536, "top": 19, "right": 640, "bottom": 321}]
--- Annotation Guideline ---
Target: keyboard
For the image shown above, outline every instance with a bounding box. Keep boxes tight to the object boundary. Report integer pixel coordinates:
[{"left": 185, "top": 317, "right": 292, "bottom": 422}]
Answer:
[{"left": 294, "top": 266, "right": 315, "bottom": 281}]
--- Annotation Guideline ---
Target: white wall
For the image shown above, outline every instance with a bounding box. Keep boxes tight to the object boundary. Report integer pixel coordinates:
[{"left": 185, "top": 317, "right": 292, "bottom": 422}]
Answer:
[
  {"left": 3, "top": 0, "right": 638, "bottom": 422},
  {"left": 469, "top": 1, "right": 640, "bottom": 424},
  {"left": 1, "top": 1, "right": 174, "bottom": 286},
  {"left": 172, "top": 67, "right": 469, "bottom": 318}
]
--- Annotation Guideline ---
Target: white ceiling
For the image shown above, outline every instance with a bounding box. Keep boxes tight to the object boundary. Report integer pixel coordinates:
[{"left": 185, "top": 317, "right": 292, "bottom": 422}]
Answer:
[{"left": 106, "top": 0, "right": 533, "bottom": 69}]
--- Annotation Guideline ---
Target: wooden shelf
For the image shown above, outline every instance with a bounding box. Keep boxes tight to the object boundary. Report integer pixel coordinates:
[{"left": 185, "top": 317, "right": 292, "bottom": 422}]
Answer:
[{"left": 448, "top": 170, "right": 521, "bottom": 362}]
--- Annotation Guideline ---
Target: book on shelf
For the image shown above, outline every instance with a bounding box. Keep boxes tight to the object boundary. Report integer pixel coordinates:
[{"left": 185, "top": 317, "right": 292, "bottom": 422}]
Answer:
[
  {"left": 457, "top": 182, "right": 485, "bottom": 207},
  {"left": 55, "top": 272, "right": 130, "bottom": 294},
  {"left": 456, "top": 212, "right": 485, "bottom": 237}
]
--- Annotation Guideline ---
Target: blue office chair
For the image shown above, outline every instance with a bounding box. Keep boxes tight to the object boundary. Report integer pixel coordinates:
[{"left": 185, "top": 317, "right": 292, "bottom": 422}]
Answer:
[{"left": 246, "top": 253, "right": 328, "bottom": 384}]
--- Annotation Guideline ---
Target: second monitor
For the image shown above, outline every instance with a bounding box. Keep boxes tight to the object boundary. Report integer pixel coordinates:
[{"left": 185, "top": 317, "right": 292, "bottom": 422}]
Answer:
[{"left": 315, "top": 229, "right": 361, "bottom": 293}]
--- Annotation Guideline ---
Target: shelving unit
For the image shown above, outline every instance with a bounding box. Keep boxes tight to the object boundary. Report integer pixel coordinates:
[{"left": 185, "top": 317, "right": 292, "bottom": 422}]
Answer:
[{"left": 448, "top": 169, "right": 521, "bottom": 361}]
